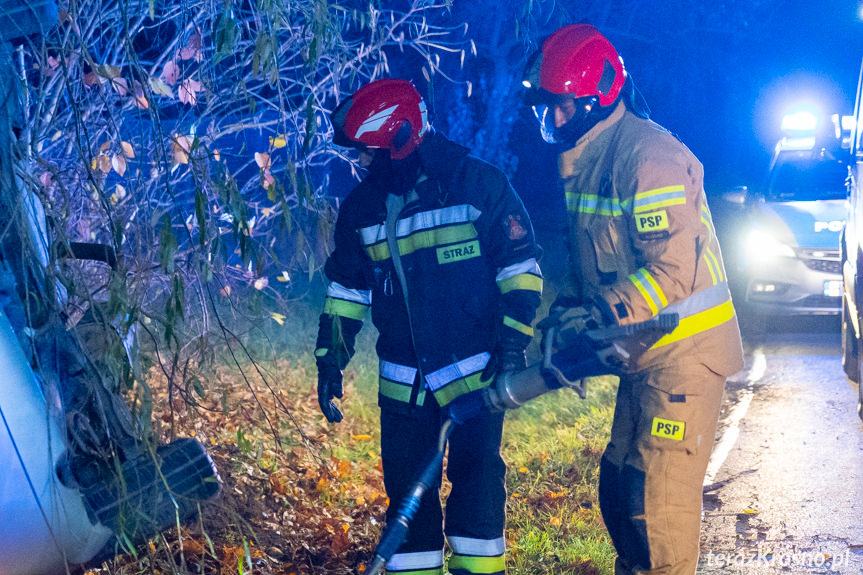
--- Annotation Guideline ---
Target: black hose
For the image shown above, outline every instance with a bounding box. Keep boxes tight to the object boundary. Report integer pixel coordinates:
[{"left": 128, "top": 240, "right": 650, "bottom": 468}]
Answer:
[{"left": 366, "top": 418, "right": 455, "bottom": 575}]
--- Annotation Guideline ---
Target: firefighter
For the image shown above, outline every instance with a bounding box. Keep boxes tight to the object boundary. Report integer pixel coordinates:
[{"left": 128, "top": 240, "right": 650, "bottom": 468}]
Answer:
[
  {"left": 523, "top": 24, "right": 744, "bottom": 575},
  {"left": 315, "top": 78, "right": 543, "bottom": 575}
]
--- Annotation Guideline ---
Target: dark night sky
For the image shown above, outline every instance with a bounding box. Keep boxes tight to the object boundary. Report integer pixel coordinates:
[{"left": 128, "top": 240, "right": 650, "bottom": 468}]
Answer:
[
  {"left": 519, "top": 2, "right": 863, "bottom": 199},
  {"left": 683, "top": 1, "right": 863, "bottom": 189}
]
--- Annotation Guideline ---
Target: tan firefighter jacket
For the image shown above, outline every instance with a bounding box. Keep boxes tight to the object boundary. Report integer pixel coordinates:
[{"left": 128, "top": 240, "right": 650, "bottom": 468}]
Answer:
[{"left": 558, "top": 101, "right": 744, "bottom": 376}]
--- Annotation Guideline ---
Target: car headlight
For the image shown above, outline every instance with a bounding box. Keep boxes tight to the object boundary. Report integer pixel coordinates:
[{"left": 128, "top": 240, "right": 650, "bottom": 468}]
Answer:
[{"left": 745, "top": 230, "right": 796, "bottom": 261}]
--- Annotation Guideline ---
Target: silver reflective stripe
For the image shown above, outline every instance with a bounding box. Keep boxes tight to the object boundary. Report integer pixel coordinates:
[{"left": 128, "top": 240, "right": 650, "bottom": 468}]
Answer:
[
  {"left": 447, "top": 536, "right": 506, "bottom": 556},
  {"left": 664, "top": 281, "right": 732, "bottom": 319},
  {"left": 354, "top": 104, "right": 399, "bottom": 139},
  {"left": 379, "top": 360, "right": 417, "bottom": 385},
  {"left": 425, "top": 353, "right": 490, "bottom": 391},
  {"left": 358, "top": 204, "right": 482, "bottom": 246},
  {"left": 495, "top": 257, "right": 541, "bottom": 282},
  {"left": 387, "top": 550, "right": 445, "bottom": 571},
  {"left": 327, "top": 281, "right": 372, "bottom": 305},
  {"left": 359, "top": 224, "right": 387, "bottom": 246}
]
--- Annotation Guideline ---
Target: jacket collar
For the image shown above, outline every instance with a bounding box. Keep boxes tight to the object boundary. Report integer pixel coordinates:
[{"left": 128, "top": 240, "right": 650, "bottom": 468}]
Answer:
[{"left": 558, "top": 100, "right": 626, "bottom": 180}]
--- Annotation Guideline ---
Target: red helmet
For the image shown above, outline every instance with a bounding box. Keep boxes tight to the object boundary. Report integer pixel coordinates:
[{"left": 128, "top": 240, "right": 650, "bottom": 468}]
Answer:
[
  {"left": 536, "top": 24, "right": 626, "bottom": 107},
  {"left": 331, "top": 79, "right": 429, "bottom": 160}
]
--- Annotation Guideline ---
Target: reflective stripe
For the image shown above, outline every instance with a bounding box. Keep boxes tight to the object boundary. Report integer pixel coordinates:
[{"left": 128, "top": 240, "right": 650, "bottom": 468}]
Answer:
[
  {"left": 380, "top": 360, "right": 417, "bottom": 384},
  {"left": 355, "top": 104, "right": 399, "bottom": 139},
  {"left": 448, "top": 536, "right": 506, "bottom": 556},
  {"left": 387, "top": 550, "right": 445, "bottom": 573},
  {"left": 365, "top": 223, "right": 478, "bottom": 261},
  {"left": 565, "top": 193, "right": 623, "bottom": 216},
  {"left": 704, "top": 246, "right": 723, "bottom": 282},
  {"left": 379, "top": 377, "right": 426, "bottom": 405},
  {"left": 503, "top": 315, "right": 534, "bottom": 337},
  {"left": 651, "top": 298, "right": 736, "bottom": 349},
  {"left": 379, "top": 360, "right": 425, "bottom": 405},
  {"left": 434, "top": 372, "right": 487, "bottom": 406},
  {"left": 628, "top": 268, "right": 667, "bottom": 315},
  {"left": 448, "top": 554, "right": 505, "bottom": 575},
  {"left": 323, "top": 297, "right": 368, "bottom": 320},
  {"left": 633, "top": 185, "right": 686, "bottom": 213},
  {"left": 425, "top": 353, "right": 490, "bottom": 391},
  {"left": 381, "top": 354, "right": 491, "bottom": 406},
  {"left": 359, "top": 205, "right": 482, "bottom": 245},
  {"left": 495, "top": 258, "right": 541, "bottom": 282},
  {"left": 497, "top": 273, "right": 543, "bottom": 294},
  {"left": 314, "top": 348, "right": 327, "bottom": 357},
  {"left": 702, "top": 254, "right": 718, "bottom": 285},
  {"left": 327, "top": 282, "right": 372, "bottom": 305}
]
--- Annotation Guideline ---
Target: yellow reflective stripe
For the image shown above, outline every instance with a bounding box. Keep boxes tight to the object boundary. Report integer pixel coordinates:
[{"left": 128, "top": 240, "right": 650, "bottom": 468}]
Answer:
[
  {"left": 629, "top": 273, "right": 658, "bottom": 315},
  {"left": 365, "top": 241, "right": 389, "bottom": 261},
  {"left": 433, "top": 372, "right": 488, "bottom": 407},
  {"left": 629, "top": 269, "right": 666, "bottom": 314},
  {"left": 503, "top": 315, "right": 534, "bottom": 337},
  {"left": 633, "top": 185, "right": 686, "bottom": 213},
  {"left": 314, "top": 348, "right": 327, "bottom": 357},
  {"left": 323, "top": 297, "right": 368, "bottom": 320},
  {"left": 365, "top": 223, "right": 478, "bottom": 261},
  {"left": 448, "top": 554, "right": 506, "bottom": 575},
  {"left": 702, "top": 254, "right": 718, "bottom": 285},
  {"left": 497, "top": 273, "right": 543, "bottom": 294},
  {"left": 705, "top": 246, "right": 723, "bottom": 282},
  {"left": 379, "top": 377, "right": 426, "bottom": 406},
  {"left": 650, "top": 299, "right": 736, "bottom": 349},
  {"left": 643, "top": 271, "right": 668, "bottom": 307},
  {"left": 565, "top": 193, "right": 623, "bottom": 216}
]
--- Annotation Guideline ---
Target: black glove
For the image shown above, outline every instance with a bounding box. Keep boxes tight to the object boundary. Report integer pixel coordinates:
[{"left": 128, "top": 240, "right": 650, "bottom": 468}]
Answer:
[
  {"left": 317, "top": 361, "right": 344, "bottom": 423},
  {"left": 481, "top": 337, "right": 528, "bottom": 382}
]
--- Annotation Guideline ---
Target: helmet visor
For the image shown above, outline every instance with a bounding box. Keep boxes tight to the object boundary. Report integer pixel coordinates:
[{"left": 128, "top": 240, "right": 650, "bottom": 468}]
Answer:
[
  {"left": 532, "top": 104, "right": 558, "bottom": 144},
  {"left": 532, "top": 96, "right": 600, "bottom": 147}
]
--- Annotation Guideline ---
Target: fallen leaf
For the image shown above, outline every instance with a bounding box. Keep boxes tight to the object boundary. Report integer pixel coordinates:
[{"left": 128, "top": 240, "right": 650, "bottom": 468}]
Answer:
[
  {"left": 109, "top": 76, "right": 128, "bottom": 96},
  {"left": 160, "top": 60, "right": 179, "bottom": 86},
  {"left": 172, "top": 135, "right": 192, "bottom": 164},
  {"left": 254, "top": 152, "right": 271, "bottom": 170},
  {"left": 133, "top": 82, "right": 149, "bottom": 109},
  {"left": 121, "top": 141, "right": 135, "bottom": 158},
  {"left": 97, "top": 153, "right": 111, "bottom": 173},
  {"left": 148, "top": 76, "right": 173, "bottom": 98},
  {"left": 269, "top": 135, "right": 287, "bottom": 149},
  {"left": 111, "top": 153, "right": 126, "bottom": 176},
  {"left": 180, "top": 32, "right": 202, "bottom": 61},
  {"left": 179, "top": 78, "right": 202, "bottom": 106}
]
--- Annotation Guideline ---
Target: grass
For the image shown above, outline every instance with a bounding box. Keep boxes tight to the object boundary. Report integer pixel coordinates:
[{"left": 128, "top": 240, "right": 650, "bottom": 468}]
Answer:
[
  {"left": 94, "top": 289, "right": 619, "bottom": 575},
  {"left": 501, "top": 377, "right": 618, "bottom": 575}
]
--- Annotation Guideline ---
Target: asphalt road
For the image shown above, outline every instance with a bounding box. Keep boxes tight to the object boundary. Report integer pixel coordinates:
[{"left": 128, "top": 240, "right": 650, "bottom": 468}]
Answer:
[{"left": 697, "top": 315, "right": 863, "bottom": 574}]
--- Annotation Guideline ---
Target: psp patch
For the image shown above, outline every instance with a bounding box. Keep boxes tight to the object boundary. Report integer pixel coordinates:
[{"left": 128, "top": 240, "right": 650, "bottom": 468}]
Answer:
[
  {"left": 635, "top": 209, "right": 669, "bottom": 233},
  {"left": 651, "top": 416, "right": 685, "bottom": 441},
  {"left": 437, "top": 240, "right": 481, "bottom": 264}
]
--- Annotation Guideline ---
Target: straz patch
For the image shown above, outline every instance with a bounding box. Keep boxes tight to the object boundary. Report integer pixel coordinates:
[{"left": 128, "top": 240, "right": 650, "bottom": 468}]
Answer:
[
  {"left": 635, "top": 210, "right": 669, "bottom": 233},
  {"left": 437, "top": 240, "right": 481, "bottom": 264},
  {"left": 651, "top": 417, "right": 685, "bottom": 441}
]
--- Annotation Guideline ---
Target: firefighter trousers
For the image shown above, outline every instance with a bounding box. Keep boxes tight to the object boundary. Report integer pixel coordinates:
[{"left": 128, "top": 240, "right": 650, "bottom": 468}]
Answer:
[
  {"left": 380, "top": 399, "right": 507, "bottom": 575},
  {"left": 598, "top": 363, "right": 725, "bottom": 575}
]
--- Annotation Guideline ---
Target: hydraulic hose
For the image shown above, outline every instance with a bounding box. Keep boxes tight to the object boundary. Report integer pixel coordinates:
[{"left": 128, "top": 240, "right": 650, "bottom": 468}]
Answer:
[{"left": 366, "top": 418, "right": 455, "bottom": 575}]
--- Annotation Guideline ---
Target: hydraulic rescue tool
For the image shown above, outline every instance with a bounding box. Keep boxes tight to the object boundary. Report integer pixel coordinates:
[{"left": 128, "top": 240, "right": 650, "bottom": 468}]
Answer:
[{"left": 365, "top": 308, "right": 680, "bottom": 575}]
